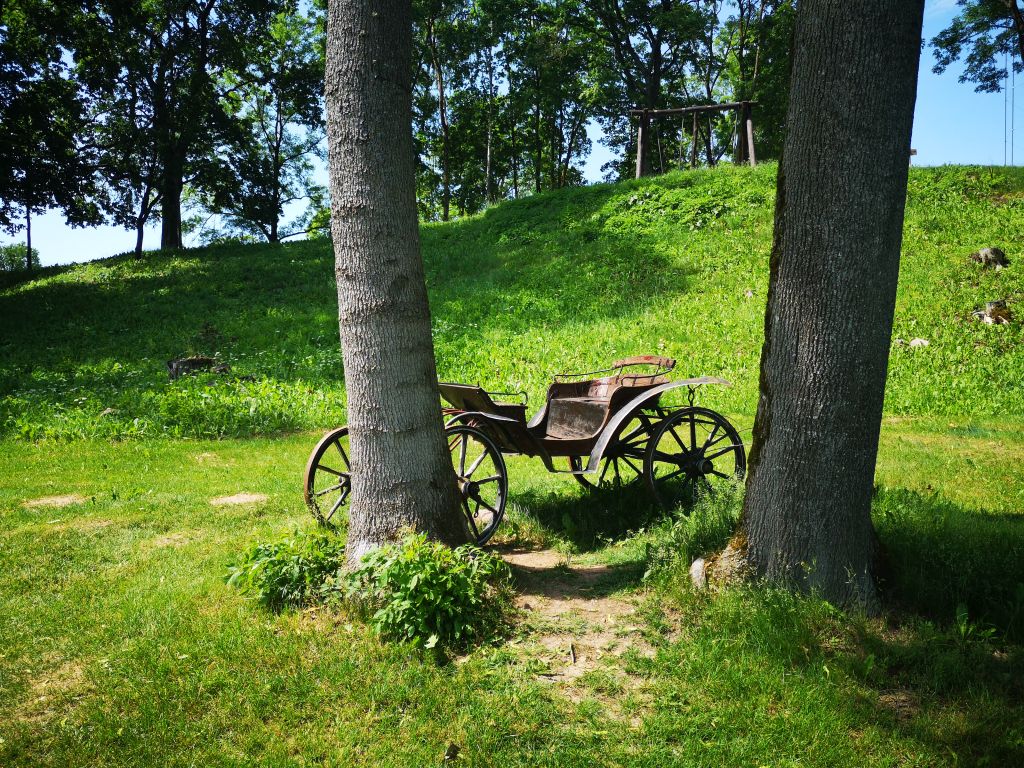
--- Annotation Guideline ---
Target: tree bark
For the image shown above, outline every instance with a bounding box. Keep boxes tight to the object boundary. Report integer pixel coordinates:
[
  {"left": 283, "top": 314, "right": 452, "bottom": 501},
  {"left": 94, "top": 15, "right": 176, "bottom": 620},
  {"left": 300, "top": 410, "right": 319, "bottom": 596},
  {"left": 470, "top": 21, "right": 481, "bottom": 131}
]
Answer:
[
  {"left": 739, "top": 0, "right": 925, "bottom": 609},
  {"left": 25, "top": 204, "right": 32, "bottom": 273},
  {"left": 325, "top": 0, "right": 466, "bottom": 564},
  {"left": 159, "top": 148, "right": 184, "bottom": 250}
]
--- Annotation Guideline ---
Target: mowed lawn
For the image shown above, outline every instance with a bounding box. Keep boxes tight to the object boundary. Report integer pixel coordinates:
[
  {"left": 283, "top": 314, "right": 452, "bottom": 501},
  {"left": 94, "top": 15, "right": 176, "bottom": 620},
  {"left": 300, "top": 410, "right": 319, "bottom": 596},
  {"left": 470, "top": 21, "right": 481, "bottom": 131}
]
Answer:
[{"left": 1, "top": 418, "right": 1022, "bottom": 767}]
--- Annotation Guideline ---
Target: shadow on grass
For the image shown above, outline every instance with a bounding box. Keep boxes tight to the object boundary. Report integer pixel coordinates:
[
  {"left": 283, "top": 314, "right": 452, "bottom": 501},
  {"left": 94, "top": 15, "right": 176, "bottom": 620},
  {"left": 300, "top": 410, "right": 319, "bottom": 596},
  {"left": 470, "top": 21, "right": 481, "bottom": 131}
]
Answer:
[
  {"left": 511, "top": 481, "right": 665, "bottom": 553},
  {"left": 875, "top": 486, "right": 1024, "bottom": 640}
]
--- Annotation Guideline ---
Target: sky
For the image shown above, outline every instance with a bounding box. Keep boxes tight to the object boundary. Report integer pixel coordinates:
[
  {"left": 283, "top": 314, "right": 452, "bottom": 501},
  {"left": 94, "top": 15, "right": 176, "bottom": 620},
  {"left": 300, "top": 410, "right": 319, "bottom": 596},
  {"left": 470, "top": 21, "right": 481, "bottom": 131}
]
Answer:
[{"left": 4, "top": 0, "right": 1021, "bottom": 267}]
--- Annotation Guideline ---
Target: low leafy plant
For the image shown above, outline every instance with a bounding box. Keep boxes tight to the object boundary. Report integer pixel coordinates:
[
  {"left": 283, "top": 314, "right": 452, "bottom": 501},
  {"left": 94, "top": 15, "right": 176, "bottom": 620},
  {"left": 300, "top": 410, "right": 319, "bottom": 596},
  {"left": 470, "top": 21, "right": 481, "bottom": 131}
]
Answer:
[
  {"left": 644, "top": 482, "right": 743, "bottom": 580},
  {"left": 226, "top": 528, "right": 346, "bottom": 610},
  {"left": 336, "top": 532, "right": 513, "bottom": 650}
]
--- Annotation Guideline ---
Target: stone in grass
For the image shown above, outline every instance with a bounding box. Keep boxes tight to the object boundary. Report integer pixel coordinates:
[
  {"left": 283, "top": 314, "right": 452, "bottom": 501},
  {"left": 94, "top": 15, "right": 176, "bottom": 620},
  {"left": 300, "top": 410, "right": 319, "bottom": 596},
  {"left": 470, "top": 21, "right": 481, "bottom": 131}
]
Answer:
[
  {"left": 909, "top": 338, "right": 929, "bottom": 348},
  {"left": 972, "top": 300, "right": 1014, "bottom": 326},
  {"left": 969, "top": 247, "right": 1010, "bottom": 270},
  {"left": 689, "top": 558, "right": 708, "bottom": 590}
]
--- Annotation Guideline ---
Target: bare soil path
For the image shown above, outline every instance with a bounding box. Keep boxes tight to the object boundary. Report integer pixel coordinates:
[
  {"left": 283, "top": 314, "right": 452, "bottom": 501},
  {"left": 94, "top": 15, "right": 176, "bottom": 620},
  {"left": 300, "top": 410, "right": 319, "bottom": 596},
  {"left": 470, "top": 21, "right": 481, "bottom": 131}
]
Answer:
[{"left": 497, "top": 546, "right": 657, "bottom": 717}]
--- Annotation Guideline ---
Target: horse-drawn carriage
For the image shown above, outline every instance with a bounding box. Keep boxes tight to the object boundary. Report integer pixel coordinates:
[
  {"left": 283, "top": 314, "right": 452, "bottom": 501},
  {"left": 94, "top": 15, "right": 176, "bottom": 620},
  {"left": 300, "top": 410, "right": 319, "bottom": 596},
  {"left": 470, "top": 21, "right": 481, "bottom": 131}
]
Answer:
[{"left": 304, "top": 356, "right": 745, "bottom": 545}]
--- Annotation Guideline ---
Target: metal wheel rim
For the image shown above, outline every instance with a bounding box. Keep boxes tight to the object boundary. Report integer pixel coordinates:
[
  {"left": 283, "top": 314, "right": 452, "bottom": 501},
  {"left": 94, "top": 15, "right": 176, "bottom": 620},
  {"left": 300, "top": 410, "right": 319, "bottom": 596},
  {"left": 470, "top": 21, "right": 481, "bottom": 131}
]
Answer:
[
  {"left": 644, "top": 407, "right": 745, "bottom": 510},
  {"left": 446, "top": 424, "right": 508, "bottom": 546},
  {"left": 303, "top": 426, "right": 352, "bottom": 527}
]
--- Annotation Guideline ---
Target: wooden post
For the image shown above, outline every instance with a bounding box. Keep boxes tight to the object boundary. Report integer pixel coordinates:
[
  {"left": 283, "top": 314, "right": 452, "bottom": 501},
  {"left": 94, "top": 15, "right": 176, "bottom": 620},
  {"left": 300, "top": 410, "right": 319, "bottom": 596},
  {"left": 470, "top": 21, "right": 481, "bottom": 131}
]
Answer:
[
  {"left": 744, "top": 101, "right": 757, "bottom": 167},
  {"left": 635, "top": 110, "right": 648, "bottom": 178},
  {"left": 690, "top": 113, "right": 698, "bottom": 168},
  {"left": 734, "top": 105, "right": 746, "bottom": 164}
]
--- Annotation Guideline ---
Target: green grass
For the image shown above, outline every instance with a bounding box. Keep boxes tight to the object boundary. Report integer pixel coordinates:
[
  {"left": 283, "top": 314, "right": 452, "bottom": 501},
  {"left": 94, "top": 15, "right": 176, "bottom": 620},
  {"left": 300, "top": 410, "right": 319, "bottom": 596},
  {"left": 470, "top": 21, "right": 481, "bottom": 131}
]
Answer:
[
  {"left": 2, "top": 164, "right": 1023, "bottom": 765},
  {"left": 2, "top": 164, "right": 1022, "bottom": 439},
  {"left": 1, "top": 427, "right": 1022, "bottom": 766}
]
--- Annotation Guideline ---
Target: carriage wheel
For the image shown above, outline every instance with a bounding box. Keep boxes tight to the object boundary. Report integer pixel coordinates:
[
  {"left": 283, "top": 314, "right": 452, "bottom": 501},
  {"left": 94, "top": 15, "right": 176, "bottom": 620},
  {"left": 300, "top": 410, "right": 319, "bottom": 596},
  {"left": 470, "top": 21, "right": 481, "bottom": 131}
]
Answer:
[
  {"left": 304, "top": 426, "right": 352, "bottom": 526},
  {"left": 571, "top": 409, "right": 658, "bottom": 491},
  {"left": 644, "top": 407, "right": 745, "bottom": 510},
  {"left": 446, "top": 424, "right": 508, "bottom": 546}
]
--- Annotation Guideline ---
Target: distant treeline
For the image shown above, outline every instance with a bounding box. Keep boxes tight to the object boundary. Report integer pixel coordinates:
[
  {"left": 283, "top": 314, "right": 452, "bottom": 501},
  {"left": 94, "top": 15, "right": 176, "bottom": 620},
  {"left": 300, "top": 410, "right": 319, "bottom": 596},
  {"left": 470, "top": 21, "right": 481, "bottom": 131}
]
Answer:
[{"left": 1, "top": 1, "right": 802, "bottom": 261}]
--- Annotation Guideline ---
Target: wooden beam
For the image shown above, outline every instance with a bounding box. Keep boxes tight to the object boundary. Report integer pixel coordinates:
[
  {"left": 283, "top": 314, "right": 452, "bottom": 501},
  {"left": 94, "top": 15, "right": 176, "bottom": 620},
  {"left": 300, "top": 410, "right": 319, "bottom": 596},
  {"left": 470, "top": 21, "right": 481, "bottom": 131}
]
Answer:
[{"left": 629, "top": 101, "right": 757, "bottom": 118}]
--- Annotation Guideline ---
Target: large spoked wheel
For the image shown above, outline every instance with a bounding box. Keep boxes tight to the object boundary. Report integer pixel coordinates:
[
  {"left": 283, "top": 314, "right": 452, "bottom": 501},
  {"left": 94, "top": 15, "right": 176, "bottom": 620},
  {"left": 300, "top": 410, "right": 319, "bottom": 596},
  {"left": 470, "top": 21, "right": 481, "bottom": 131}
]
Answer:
[
  {"left": 571, "top": 409, "right": 658, "bottom": 491},
  {"left": 446, "top": 424, "right": 508, "bottom": 546},
  {"left": 644, "top": 407, "right": 745, "bottom": 510},
  {"left": 304, "top": 427, "right": 352, "bottom": 527}
]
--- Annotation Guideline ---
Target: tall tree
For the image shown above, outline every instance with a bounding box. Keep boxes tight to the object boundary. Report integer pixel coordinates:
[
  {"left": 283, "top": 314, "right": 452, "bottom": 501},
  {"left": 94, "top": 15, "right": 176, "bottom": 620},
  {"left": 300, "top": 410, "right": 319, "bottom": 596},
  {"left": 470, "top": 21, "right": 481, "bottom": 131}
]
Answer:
[
  {"left": 738, "top": 0, "right": 925, "bottom": 608},
  {"left": 74, "top": 0, "right": 280, "bottom": 251},
  {"left": 205, "top": 7, "right": 326, "bottom": 243},
  {"left": 1, "top": 0, "right": 101, "bottom": 269},
  {"left": 325, "top": 0, "right": 466, "bottom": 561},
  {"left": 932, "top": 0, "right": 1024, "bottom": 92}
]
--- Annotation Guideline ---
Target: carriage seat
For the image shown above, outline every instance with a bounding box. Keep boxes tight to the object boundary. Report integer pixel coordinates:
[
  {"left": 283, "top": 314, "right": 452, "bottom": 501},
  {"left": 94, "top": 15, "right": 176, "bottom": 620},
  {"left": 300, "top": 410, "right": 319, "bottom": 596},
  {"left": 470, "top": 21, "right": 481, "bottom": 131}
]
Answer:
[
  {"left": 437, "top": 382, "right": 528, "bottom": 423},
  {"left": 532, "top": 356, "right": 676, "bottom": 440}
]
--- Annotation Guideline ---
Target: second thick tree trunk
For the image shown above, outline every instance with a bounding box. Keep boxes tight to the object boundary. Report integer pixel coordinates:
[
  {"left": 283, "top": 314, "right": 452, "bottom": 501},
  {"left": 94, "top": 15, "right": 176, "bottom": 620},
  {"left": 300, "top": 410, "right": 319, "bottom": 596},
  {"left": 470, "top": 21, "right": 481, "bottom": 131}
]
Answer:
[
  {"left": 740, "top": 0, "right": 925, "bottom": 608},
  {"left": 325, "top": 0, "right": 466, "bottom": 563}
]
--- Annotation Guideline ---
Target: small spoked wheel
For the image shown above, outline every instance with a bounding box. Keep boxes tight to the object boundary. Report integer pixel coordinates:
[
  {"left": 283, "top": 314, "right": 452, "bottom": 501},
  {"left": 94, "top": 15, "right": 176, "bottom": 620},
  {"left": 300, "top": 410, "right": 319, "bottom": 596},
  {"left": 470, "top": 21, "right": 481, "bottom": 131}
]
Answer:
[
  {"left": 644, "top": 407, "right": 745, "bottom": 510},
  {"left": 446, "top": 424, "right": 508, "bottom": 546},
  {"left": 571, "top": 409, "right": 658, "bottom": 491},
  {"left": 304, "top": 426, "right": 352, "bottom": 526}
]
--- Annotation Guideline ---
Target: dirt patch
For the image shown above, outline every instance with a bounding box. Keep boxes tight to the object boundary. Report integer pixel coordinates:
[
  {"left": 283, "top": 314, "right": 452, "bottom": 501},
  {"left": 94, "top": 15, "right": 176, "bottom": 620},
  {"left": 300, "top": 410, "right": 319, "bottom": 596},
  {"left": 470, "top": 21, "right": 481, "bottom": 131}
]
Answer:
[
  {"left": 149, "top": 532, "right": 191, "bottom": 548},
  {"left": 210, "top": 493, "right": 267, "bottom": 506},
  {"left": 22, "top": 494, "right": 87, "bottom": 509},
  {"left": 17, "top": 659, "right": 92, "bottom": 725},
  {"left": 194, "top": 452, "right": 219, "bottom": 463},
  {"left": 498, "top": 546, "right": 655, "bottom": 714},
  {"left": 879, "top": 690, "right": 920, "bottom": 722}
]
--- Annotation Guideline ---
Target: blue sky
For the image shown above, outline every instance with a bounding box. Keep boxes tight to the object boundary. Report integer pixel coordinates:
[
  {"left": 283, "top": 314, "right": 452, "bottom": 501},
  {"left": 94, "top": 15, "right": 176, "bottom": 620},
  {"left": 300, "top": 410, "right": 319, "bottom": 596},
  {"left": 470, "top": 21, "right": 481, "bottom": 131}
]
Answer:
[{"left": 5, "top": 0, "right": 1020, "bottom": 267}]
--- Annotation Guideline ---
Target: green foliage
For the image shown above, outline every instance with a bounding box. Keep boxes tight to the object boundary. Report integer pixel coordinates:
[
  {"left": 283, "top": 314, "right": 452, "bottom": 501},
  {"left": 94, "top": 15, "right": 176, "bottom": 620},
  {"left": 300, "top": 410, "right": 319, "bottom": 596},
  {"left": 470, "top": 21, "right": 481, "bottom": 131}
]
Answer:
[
  {"left": 0, "top": 243, "right": 35, "bottom": 271},
  {"left": 643, "top": 482, "right": 743, "bottom": 579},
  {"left": 339, "top": 532, "right": 512, "bottom": 649},
  {"left": 226, "top": 528, "right": 347, "bottom": 611},
  {"left": 931, "top": 0, "right": 1023, "bottom": 94}
]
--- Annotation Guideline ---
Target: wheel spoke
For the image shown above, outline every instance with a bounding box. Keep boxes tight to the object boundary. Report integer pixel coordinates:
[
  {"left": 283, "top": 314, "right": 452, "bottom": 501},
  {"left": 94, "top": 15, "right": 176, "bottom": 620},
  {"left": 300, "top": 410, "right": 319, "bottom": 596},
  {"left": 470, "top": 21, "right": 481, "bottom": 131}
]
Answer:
[
  {"left": 458, "top": 436, "right": 468, "bottom": 475},
  {"left": 314, "top": 481, "right": 345, "bottom": 497},
  {"left": 462, "top": 499, "right": 480, "bottom": 540},
  {"left": 599, "top": 459, "right": 612, "bottom": 484},
  {"left": 316, "top": 464, "right": 343, "bottom": 476},
  {"left": 620, "top": 455, "right": 642, "bottom": 476},
  {"left": 669, "top": 426, "right": 688, "bottom": 452},
  {"left": 475, "top": 474, "right": 503, "bottom": 485},
  {"left": 465, "top": 451, "right": 487, "bottom": 478},
  {"left": 705, "top": 444, "right": 742, "bottom": 461},
  {"left": 689, "top": 413, "right": 697, "bottom": 451},
  {"left": 477, "top": 498, "right": 499, "bottom": 515},
  {"left": 702, "top": 423, "right": 721, "bottom": 450},
  {"left": 660, "top": 467, "right": 686, "bottom": 481},
  {"left": 326, "top": 492, "right": 347, "bottom": 521},
  {"left": 334, "top": 441, "right": 349, "bottom": 466},
  {"left": 708, "top": 469, "right": 731, "bottom": 479}
]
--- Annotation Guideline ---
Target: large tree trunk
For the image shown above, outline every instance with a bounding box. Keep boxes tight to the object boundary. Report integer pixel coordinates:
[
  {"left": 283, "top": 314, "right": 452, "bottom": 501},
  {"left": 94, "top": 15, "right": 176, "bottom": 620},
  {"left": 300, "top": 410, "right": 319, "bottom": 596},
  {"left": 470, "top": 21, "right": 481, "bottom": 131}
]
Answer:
[
  {"left": 739, "top": 0, "right": 925, "bottom": 609},
  {"left": 325, "top": 0, "right": 466, "bottom": 563},
  {"left": 159, "top": 150, "right": 184, "bottom": 250},
  {"left": 25, "top": 204, "right": 32, "bottom": 273}
]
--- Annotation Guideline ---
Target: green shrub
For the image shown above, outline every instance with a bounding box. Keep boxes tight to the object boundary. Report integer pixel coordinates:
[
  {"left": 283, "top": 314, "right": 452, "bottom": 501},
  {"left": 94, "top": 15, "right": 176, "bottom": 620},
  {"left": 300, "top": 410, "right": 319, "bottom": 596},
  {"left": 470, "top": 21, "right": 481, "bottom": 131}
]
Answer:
[
  {"left": 226, "top": 528, "right": 346, "bottom": 610},
  {"left": 337, "top": 532, "right": 513, "bottom": 650},
  {"left": 644, "top": 482, "right": 743, "bottom": 580}
]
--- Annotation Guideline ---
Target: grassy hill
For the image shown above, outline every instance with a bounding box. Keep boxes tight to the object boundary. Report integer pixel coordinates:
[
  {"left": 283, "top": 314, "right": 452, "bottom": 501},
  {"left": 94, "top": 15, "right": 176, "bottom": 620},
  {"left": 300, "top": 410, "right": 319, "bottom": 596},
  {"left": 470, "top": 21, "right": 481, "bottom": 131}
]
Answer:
[{"left": 1, "top": 163, "right": 1022, "bottom": 440}]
